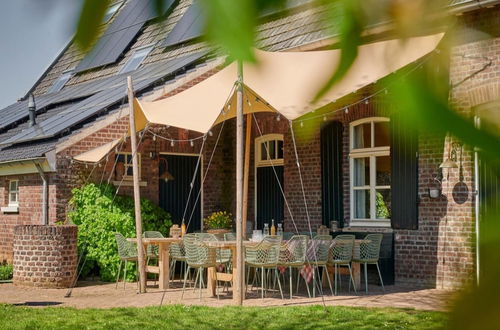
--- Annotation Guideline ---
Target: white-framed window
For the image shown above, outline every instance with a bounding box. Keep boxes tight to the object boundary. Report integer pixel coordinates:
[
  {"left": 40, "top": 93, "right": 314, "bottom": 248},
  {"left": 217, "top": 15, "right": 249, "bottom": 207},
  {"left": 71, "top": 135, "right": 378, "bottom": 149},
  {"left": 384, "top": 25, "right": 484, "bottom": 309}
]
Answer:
[
  {"left": 349, "top": 117, "right": 391, "bottom": 226},
  {"left": 255, "top": 134, "right": 284, "bottom": 167},
  {"left": 119, "top": 45, "right": 154, "bottom": 74},
  {"left": 102, "top": 1, "right": 123, "bottom": 23},
  {"left": 116, "top": 152, "right": 141, "bottom": 179},
  {"left": 8, "top": 180, "right": 19, "bottom": 206},
  {"left": 47, "top": 69, "right": 74, "bottom": 93}
]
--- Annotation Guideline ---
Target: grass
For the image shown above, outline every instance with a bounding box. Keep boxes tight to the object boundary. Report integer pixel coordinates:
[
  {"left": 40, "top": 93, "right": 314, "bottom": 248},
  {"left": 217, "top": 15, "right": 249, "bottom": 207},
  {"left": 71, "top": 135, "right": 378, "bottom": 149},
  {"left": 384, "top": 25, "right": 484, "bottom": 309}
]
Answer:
[{"left": 0, "top": 304, "right": 447, "bottom": 329}]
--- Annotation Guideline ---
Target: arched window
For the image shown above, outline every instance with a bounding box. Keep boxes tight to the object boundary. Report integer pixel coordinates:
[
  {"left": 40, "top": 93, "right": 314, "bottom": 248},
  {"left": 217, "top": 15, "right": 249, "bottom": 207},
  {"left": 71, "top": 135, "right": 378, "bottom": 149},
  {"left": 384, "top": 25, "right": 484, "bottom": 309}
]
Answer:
[
  {"left": 255, "top": 134, "right": 284, "bottom": 167},
  {"left": 349, "top": 117, "right": 391, "bottom": 226}
]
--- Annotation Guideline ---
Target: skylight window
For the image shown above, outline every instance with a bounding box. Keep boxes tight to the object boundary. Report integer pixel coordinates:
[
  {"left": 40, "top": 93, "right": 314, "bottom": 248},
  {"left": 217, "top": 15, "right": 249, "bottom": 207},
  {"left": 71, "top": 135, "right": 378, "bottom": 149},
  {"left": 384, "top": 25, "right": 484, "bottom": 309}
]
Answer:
[
  {"left": 48, "top": 69, "right": 74, "bottom": 93},
  {"left": 102, "top": 1, "right": 123, "bottom": 23},
  {"left": 119, "top": 45, "right": 154, "bottom": 74}
]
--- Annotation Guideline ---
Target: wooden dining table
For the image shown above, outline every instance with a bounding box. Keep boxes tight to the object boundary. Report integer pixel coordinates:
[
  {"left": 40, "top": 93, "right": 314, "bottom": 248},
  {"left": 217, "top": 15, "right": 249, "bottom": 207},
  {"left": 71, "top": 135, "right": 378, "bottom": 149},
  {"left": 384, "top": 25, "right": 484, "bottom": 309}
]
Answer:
[{"left": 127, "top": 237, "right": 182, "bottom": 290}]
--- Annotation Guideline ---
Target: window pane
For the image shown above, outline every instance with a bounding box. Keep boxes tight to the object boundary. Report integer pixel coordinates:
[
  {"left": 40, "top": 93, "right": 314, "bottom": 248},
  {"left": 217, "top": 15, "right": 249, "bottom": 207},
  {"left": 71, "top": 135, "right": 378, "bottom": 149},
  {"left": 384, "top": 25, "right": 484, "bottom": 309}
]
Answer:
[
  {"left": 9, "top": 181, "right": 18, "bottom": 191},
  {"left": 268, "top": 140, "right": 276, "bottom": 160},
  {"left": 354, "top": 190, "right": 370, "bottom": 218},
  {"left": 374, "top": 121, "right": 390, "bottom": 147},
  {"left": 353, "top": 157, "right": 370, "bottom": 186},
  {"left": 277, "top": 140, "right": 283, "bottom": 159},
  {"left": 376, "top": 189, "right": 391, "bottom": 219},
  {"left": 261, "top": 142, "right": 267, "bottom": 160},
  {"left": 10, "top": 192, "right": 17, "bottom": 203},
  {"left": 353, "top": 123, "right": 371, "bottom": 149},
  {"left": 376, "top": 156, "right": 391, "bottom": 186}
]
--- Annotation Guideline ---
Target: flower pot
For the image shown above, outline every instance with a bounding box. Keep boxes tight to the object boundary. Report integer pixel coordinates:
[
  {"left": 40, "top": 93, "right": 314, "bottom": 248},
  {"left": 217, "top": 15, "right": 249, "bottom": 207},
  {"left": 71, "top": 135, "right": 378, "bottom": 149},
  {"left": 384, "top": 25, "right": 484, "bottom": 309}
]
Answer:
[{"left": 206, "top": 229, "right": 231, "bottom": 235}]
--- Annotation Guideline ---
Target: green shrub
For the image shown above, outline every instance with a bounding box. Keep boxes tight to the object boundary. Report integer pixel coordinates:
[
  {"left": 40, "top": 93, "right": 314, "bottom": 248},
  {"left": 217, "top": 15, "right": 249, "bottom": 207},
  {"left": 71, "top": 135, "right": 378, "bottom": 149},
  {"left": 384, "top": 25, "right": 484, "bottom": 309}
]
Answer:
[
  {"left": 68, "top": 183, "right": 172, "bottom": 282},
  {"left": 0, "top": 262, "right": 13, "bottom": 280}
]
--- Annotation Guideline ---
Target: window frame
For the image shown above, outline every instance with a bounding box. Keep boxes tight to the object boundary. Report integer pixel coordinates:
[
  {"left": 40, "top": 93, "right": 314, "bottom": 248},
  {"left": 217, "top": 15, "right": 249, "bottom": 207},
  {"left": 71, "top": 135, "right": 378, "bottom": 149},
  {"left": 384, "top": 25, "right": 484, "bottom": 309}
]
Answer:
[
  {"left": 255, "top": 134, "right": 284, "bottom": 168},
  {"left": 102, "top": 1, "right": 124, "bottom": 24},
  {"left": 8, "top": 180, "right": 19, "bottom": 207},
  {"left": 47, "top": 69, "right": 74, "bottom": 93},
  {"left": 119, "top": 44, "right": 154, "bottom": 74},
  {"left": 117, "top": 152, "right": 141, "bottom": 179},
  {"left": 349, "top": 117, "right": 391, "bottom": 227}
]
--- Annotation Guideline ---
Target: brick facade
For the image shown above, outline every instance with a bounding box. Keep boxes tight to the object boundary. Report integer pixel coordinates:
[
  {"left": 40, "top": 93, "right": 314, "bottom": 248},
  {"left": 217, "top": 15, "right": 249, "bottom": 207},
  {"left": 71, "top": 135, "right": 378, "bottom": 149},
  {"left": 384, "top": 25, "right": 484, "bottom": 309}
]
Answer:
[
  {"left": 12, "top": 225, "right": 77, "bottom": 288},
  {"left": 0, "top": 6, "right": 497, "bottom": 290}
]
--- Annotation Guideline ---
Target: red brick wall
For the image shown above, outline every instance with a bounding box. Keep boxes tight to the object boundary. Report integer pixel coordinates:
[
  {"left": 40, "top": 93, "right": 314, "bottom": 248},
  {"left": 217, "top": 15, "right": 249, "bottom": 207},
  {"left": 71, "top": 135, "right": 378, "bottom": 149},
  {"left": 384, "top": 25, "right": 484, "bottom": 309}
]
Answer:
[{"left": 0, "top": 174, "right": 57, "bottom": 263}]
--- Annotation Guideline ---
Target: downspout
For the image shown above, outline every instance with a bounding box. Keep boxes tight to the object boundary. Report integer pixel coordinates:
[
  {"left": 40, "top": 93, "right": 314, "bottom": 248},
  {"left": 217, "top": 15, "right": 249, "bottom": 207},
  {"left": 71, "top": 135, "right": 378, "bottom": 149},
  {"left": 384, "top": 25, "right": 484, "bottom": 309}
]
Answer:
[
  {"left": 34, "top": 162, "right": 48, "bottom": 225},
  {"left": 474, "top": 116, "right": 481, "bottom": 286}
]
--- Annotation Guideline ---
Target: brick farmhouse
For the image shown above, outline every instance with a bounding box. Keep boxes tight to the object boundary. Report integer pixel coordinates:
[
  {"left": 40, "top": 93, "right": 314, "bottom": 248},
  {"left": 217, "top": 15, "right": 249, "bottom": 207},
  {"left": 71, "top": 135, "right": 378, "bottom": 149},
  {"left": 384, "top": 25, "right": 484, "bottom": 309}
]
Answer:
[{"left": 0, "top": 0, "right": 498, "bottom": 289}]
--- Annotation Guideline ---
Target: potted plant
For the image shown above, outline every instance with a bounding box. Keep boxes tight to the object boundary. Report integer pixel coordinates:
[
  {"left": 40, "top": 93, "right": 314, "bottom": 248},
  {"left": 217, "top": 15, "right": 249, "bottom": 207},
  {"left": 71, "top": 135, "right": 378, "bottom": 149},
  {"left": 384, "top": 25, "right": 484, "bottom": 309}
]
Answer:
[{"left": 204, "top": 211, "right": 232, "bottom": 235}]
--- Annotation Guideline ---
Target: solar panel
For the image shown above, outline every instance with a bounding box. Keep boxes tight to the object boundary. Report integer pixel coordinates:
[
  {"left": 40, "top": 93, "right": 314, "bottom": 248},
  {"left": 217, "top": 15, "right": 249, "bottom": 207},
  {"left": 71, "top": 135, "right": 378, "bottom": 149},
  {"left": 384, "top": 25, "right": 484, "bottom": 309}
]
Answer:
[
  {"left": 162, "top": 0, "right": 312, "bottom": 49},
  {"left": 163, "top": 0, "right": 204, "bottom": 48},
  {"left": 76, "top": 0, "right": 175, "bottom": 73},
  {"left": 1, "top": 51, "right": 207, "bottom": 145}
]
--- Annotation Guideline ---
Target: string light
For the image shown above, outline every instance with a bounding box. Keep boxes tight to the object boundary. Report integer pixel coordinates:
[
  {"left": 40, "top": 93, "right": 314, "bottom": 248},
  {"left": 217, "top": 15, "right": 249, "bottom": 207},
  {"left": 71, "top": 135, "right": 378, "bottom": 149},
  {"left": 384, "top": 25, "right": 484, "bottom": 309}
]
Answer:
[
  {"left": 247, "top": 99, "right": 252, "bottom": 107},
  {"left": 190, "top": 140, "right": 194, "bottom": 147},
  {"left": 170, "top": 140, "right": 174, "bottom": 147},
  {"left": 344, "top": 107, "right": 349, "bottom": 114},
  {"left": 153, "top": 135, "right": 156, "bottom": 141},
  {"left": 385, "top": 89, "right": 388, "bottom": 94},
  {"left": 276, "top": 115, "right": 281, "bottom": 121},
  {"left": 364, "top": 99, "right": 369, "bottom": 105},
  {"left": 208, "top": 130, "right": 213, "bottom": 137},
  {"left": 300, "top": 121, "right": 304, "bottom": 128},
  {"left": 323, "top": 115, "right": 327, "bottom": 122}
]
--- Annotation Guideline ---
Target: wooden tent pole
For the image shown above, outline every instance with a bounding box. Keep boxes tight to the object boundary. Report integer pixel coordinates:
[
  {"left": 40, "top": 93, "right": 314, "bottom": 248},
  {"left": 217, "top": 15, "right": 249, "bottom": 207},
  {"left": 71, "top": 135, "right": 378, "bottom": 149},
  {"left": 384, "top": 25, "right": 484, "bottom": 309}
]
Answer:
[
  {"left": 242, "top": 114, "right": 252, "bottom": 239},
  {"left": 235, "top": 61, "right": 244, "bottom": 305},
  {"left": 127, "top": 76, "right": 146, "bottom": 293}
]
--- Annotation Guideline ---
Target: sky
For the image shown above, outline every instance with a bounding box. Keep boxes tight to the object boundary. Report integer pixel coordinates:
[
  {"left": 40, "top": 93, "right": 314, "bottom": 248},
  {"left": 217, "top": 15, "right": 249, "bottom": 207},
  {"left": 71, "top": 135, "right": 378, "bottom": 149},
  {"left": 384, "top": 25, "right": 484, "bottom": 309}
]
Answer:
[{"left": 0, "top": 0, "right": 82, "bottom": 109}]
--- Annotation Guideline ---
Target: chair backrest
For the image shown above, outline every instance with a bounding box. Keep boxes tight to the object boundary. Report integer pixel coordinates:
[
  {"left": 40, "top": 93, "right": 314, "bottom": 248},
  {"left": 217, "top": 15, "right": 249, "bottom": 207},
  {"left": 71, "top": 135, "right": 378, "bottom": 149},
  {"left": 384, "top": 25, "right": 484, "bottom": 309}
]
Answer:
[
  {"left": 195, "top": 233, "right": 218, "bottom": 241},
  {"left": 280, "top": 235, "right": 308, "bottom": 264},
  {"left": 224, "top": 232, "right": 236, "bottom": 241},
  {"left": 169, "top": 241, "right": 185, "bottom": 258},
  {"left": 246, "top": 235, "right": 282, "bottom": 265},
  {"left": 183, "top": 233, "right": 216, "bottom": 266},
  {"left": 359, "top": 233, "right": 383, "bottom": 261},
  {"left": 330, "top": 234, "right": 355, "bottom": 262},
  {"left": 114, "top": 232, "right": 137, "bottom": 259},
  {"left": 143, "top": 231, "right": 164, "bottom": 238},
  {"left": 308, "top": 235, "right": 332, "bottom": 263}
]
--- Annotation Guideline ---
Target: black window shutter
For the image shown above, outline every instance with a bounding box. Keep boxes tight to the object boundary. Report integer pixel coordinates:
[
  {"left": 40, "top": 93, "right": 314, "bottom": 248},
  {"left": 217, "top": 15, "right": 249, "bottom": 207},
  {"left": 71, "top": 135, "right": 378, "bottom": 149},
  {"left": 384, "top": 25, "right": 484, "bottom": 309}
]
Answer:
[
  {"left": 321, "top": 121, "right": 344, "bottom": 227},
  {"left": 390, "top": 113, "right": 419, "bottom": 229}
]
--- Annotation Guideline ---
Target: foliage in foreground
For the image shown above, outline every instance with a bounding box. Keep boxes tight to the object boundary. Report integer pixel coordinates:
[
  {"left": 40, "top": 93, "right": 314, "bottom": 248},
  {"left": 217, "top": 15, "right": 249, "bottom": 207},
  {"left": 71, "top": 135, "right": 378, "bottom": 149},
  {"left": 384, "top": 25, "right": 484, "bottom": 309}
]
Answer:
[
  {"left": 68, "top": 183, "right": 172, "bottom": 281},
  {"left": 0, "top": 262, "right": 13, "bottom": 281},
  {"left": 0, "top": 304, "right": 447, "bottom": 330}
]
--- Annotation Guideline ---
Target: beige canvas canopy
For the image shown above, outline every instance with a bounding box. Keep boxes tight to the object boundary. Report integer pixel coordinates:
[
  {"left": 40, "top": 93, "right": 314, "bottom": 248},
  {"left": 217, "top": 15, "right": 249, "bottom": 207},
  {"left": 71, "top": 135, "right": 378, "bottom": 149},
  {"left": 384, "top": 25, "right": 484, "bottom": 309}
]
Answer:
[
  {"left": 74, "top": 33, "right": 443, "bottom": 162},
  {"left": 137, "top": 33, "right": 443, "bottom": 133}
]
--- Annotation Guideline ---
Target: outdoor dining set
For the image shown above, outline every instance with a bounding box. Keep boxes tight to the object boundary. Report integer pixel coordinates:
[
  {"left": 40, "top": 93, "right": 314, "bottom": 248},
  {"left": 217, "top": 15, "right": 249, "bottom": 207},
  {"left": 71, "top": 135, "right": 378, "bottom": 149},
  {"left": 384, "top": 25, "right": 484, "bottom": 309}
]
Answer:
[{"left": 115, "top": 231, "right": 385, "bottom": 301}]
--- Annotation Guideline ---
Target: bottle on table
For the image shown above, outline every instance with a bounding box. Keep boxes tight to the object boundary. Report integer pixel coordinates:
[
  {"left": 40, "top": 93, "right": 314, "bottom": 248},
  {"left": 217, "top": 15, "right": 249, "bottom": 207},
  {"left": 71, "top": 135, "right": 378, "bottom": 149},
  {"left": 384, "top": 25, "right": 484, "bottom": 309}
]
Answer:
[
  {"left": 263, "top": 223, "right": 269, "bottom": 236},
  {"left": 277, "top": 223, "right": 283, "bottom": 237},
  {"left": 181, "top": 219, "right": 186, "bottom": 237},
  {"left": 271, "top": 219, "right": 276, "bottom": 236}
]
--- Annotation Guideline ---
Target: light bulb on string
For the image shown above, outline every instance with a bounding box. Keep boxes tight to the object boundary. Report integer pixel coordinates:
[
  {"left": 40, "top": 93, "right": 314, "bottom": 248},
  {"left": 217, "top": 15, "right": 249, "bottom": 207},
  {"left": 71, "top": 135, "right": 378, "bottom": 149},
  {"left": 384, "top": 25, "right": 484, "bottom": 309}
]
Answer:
[
  {"left": 247, "top": 99, "right": 251, "bottom": 107},
  {"left": 170, "top": 140, "right": 174, "bottom": 147},
  {"left": 364, "top": 99, "right": 369, "bottom": 105},
  {"left": 384, "top": 89, "right": 388, "bottom": 95},
  {"left": 208, "top": 130, "right": 213, "bottom": 137},
  {"left": 276, "top": 115, "right": 281, "bottom": 121},
  {"left": 344, "top": 107, "right": 349, "bottom": 114},
  {"left": 190, "top": 140, "right": 194, "bottom": 147},
  {"left": 300, "top": 121, "right": 304, "bottom": 128},
  {"left": 323, "top": 115, "right": 327, "bottom": 122},
  {"left": 153, "top": 135, "right": 156, "bottom": 141}
]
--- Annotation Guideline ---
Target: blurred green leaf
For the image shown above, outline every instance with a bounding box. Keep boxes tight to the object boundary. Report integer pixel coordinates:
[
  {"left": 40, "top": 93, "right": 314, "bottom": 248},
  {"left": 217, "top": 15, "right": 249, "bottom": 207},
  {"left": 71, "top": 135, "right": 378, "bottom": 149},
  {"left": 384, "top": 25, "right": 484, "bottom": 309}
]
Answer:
[
  {"left": 200, "top": 0, "right": 257, "bottom": 62},
  {"left": 314, "top": 0, "right": 363, "bottom": 102},
  {"left": 74, "top": 0, "right": 111, "bottom": 52}
]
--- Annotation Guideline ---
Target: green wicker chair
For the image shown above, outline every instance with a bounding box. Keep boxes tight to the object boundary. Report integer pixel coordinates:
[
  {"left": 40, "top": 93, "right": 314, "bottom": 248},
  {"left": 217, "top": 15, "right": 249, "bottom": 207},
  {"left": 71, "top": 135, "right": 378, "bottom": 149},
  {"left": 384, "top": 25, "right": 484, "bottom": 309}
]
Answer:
[
  {"left": 114, "top": 232, "right": 138, "bottom": 289},
  {"left": 197, "top": 233, "right": 231, "bottom": 264},
  {"left": 352, "top": 233, "right": 385, "bottom": 293},
  {"left": 309, "top": 235, "right": 334, "bottom": 297},
  {"left": 278, "top": 235, "right": 310, "bottom": 299},
  {"left": 143, "top": 231, "right": 163, "bottom": 259},
  {"left": 245, "top": 235, "right": 284, "bottom": 299},
  {"left": 224, "top": 232, "right": 236, "bottom": 241},
  {"left": 328, "top": 234, "right": 357, "bottom": 295},
  {"left": 169, "top": 241, "right": 187, "bottom": 281},
  {"left": 182, "top": 233, "right": 219, "bottom": 300}
]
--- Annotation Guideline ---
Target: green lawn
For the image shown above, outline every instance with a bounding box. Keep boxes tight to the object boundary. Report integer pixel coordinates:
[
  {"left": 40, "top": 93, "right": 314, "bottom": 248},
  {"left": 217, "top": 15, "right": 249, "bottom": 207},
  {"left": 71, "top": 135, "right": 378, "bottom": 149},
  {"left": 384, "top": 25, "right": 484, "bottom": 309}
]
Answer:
[{"left": 0, "top": 304, "right": 446, "bottom": 329}]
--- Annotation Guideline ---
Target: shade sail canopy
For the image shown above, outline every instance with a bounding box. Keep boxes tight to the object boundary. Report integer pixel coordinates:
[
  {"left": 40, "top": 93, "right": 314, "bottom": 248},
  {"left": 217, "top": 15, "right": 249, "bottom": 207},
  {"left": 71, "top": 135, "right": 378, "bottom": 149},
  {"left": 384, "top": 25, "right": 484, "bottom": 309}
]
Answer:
[
  {"left": 73, "top": 138, "right": 122, "bottom": 163},
  {"left": 138, "top": 33, "right": 443, "bottom": 133}
]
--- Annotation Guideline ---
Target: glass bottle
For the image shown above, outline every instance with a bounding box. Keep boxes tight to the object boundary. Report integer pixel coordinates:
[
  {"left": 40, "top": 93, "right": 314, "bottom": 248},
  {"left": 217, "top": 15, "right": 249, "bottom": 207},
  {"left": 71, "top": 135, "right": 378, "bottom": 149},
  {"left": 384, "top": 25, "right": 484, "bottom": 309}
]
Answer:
[
  {"left": 271, "top": 219, "right": 276, "bottom": 236},
  {"left": 181, "top": 219, "right": 186, "bottom": 237},
  {"left": 263, "top": 223, "right": 269, "bottom": 236},
  {"left": 277, "top": 223, "right": 283, "bottom": 237}
]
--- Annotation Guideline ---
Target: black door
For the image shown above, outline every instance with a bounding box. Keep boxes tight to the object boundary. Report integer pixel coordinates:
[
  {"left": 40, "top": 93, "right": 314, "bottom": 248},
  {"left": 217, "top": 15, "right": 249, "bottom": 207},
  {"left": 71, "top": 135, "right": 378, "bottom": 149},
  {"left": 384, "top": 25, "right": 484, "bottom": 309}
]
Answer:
[
  {"left": 256, "top": 166, "right": 284, "bottom": 229},
  {"left": 159, "top": 154, "right": 201, "bottom": 232}
]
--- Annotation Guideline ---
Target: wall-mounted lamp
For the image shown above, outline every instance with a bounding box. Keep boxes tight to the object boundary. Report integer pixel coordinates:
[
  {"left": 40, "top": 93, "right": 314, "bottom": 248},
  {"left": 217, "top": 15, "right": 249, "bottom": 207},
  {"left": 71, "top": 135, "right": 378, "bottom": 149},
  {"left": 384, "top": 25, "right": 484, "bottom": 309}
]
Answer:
[
  {"left": 159, "top": 158, "right": 174, "bottom": 183},
  {"left": 439, "top": 141, "right": 462, "bottom": 169}
]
